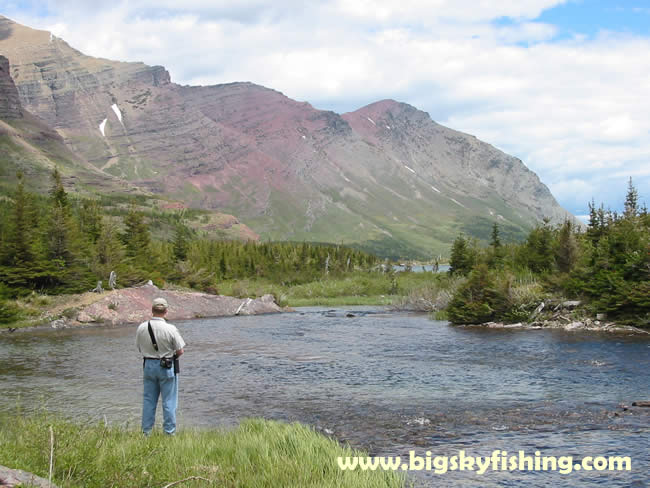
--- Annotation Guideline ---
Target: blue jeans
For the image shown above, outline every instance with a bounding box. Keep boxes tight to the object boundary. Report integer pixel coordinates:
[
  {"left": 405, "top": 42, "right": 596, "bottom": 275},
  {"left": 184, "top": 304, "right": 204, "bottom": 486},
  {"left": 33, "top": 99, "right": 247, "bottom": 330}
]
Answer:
[{"left": 142, "top": 359, "right": 178, "bottom": 434}]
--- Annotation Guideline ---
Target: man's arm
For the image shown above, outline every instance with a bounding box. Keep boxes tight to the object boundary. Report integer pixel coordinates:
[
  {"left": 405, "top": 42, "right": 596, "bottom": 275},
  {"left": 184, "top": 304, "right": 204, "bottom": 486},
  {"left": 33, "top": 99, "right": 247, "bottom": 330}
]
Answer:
[{"left": 172, "top": 327, "right": 186, "bottom": 357}]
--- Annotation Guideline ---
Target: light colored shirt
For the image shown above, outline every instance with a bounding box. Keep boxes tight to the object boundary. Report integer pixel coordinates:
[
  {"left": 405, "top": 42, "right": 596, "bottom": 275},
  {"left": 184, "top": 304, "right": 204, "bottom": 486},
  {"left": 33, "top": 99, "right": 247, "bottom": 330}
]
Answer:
[{"left": 136, "top": 317, "right": 186, "bottom": 358}]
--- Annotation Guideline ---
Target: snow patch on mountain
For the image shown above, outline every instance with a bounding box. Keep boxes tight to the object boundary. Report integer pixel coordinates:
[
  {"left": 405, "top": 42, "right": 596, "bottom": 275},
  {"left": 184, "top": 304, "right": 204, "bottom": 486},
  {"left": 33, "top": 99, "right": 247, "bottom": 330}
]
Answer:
[
  {"left": 99, "top": 118, "right": 107, "bottom": 136},
  {"left": 111, "top": 103, "right": 123, "bottom": 124},
  {"left": 449, "top": 197, "right": 466, "bottom": 208}
]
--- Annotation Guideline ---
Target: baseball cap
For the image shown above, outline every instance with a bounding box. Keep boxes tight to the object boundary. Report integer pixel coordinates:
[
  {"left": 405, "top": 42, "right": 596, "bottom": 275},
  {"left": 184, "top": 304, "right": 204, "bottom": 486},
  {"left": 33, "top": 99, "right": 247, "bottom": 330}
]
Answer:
[{"left": 152, "top": 297, "right": 169, "bottom": 311}]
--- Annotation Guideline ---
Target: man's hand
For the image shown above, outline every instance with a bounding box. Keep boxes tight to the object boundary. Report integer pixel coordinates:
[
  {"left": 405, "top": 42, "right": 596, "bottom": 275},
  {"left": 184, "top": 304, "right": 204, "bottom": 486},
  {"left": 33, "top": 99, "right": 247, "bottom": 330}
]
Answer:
[{"left": 175, "top": 348, "right": 184, "bottom": 357}]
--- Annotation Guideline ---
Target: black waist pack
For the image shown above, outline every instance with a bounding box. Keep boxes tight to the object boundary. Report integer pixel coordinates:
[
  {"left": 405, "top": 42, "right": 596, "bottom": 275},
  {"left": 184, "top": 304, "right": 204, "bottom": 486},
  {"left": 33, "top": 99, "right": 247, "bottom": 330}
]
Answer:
[{"left": 160, "top": 357, "right": 173, "bottom": 369}]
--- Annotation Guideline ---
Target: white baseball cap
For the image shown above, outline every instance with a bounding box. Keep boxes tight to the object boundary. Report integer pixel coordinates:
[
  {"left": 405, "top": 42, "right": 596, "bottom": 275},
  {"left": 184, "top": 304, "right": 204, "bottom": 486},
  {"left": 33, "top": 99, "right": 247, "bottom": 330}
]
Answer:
[{"left": 152, "top": 297, "right": 169, "bottom": 311}]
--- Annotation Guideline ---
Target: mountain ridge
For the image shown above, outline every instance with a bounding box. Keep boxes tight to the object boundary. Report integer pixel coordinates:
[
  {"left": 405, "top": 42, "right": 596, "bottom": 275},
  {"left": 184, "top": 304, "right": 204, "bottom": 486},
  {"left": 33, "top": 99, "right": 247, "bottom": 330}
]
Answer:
[{"left": 0, "top": 14, "right": 574, "bottom": 258}]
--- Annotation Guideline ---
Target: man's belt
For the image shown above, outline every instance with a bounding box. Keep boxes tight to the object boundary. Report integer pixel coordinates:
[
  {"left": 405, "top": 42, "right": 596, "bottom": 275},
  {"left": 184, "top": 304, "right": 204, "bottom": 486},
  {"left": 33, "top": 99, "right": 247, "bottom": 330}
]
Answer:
[{"left": 142, "top": 356, "right": 180, "bottom": 375}]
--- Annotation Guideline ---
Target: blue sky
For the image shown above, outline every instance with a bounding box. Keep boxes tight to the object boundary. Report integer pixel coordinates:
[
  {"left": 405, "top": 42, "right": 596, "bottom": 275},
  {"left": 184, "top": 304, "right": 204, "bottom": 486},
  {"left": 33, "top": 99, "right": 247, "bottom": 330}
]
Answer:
[
  {"left": 538, "top": 1, "right": 650, "bottom": 39},
  {"left": 1, "top": 0, "right": 648, "bottom": 219}
]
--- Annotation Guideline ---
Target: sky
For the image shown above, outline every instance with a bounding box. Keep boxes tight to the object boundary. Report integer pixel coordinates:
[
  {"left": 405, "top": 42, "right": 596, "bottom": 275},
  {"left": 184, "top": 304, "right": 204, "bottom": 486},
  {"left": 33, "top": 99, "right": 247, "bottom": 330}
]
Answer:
[{"left": 1, "top": 0, "right": 649, "bottom": 219}]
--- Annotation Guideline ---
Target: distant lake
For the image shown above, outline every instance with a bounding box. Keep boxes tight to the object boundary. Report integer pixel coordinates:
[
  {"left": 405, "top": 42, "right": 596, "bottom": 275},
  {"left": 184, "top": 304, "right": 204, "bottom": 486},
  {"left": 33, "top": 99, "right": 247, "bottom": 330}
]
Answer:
[{"left": 2, "top": 308, "right": 648, "bottom": 487}]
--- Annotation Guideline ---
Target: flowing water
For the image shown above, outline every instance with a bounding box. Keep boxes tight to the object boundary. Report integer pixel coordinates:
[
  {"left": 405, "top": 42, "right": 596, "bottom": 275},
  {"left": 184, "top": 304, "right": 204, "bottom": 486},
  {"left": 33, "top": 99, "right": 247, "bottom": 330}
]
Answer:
[{"left": 2, "top": 308, "right": 648, "bottom": 487}]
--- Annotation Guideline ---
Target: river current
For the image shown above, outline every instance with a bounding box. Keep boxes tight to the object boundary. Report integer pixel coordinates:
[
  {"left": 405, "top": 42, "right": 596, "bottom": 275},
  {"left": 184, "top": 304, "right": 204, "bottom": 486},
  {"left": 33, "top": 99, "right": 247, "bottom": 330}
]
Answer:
[{"left": 2, "top": 308, "right": 648, "bottom": 486}]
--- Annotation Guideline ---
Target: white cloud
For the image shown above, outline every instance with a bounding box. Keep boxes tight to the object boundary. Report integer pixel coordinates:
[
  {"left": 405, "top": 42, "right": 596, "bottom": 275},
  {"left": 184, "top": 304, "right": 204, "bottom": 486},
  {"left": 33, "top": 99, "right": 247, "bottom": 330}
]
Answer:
[
  {"left": 330, "top": 0, "right": 567, "bottom": 24},
  {"left": 5, "top": 0, "right": 649, "bottom": 214}
]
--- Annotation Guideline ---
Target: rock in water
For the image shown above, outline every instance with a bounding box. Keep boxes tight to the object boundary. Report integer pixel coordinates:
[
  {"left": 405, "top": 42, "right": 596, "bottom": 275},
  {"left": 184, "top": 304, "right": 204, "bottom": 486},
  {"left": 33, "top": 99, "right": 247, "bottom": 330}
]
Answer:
[{"left": 631, "top": 401, "right": 650, "bottom": 407}]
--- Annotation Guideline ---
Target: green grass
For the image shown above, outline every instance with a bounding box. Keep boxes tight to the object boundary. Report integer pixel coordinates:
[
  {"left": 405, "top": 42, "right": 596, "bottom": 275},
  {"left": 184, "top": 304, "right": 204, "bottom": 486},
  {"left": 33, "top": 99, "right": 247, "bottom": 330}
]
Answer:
[
  {"left": 216, "top": 272, "right": 443, "bottom": 308},
  {"left": 0, "top": 413, "right": 404, "bottom": 488}
]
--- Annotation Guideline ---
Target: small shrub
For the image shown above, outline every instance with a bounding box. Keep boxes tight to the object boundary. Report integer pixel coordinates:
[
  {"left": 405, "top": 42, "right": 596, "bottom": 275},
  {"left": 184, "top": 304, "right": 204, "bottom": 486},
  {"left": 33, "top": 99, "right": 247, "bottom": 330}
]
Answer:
[
  {"left": 203, "top": 285, "right": 219, "bottom": 295},
  {"left": 0, "top": 299, "right": 21, "bottom": 324},
  {"left": 231, "top": 281, "right": 249, "bottom": 298},
  {"left": 447, "top": 264, "right": 508, "bottom": 324},
  {"left": 62, "top": 307, "right": 78, "bottom": 319},
  {"left": 271, "top": 290, "right": 289, "bottom": 308}
]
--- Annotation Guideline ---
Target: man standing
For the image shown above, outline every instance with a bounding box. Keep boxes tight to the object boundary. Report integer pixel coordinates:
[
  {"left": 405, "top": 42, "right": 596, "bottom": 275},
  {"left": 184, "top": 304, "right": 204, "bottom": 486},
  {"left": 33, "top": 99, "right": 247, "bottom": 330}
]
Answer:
[{"left": 136, "top": 297, "right": 185, "bottom": 435}]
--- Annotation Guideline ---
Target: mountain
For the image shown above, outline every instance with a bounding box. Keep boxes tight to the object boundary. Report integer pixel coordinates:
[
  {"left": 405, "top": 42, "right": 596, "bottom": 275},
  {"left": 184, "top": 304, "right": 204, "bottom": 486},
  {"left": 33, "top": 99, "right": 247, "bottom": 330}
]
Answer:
[
  {"left": 0, "top": 53, "right": 135, "bottom": 195},
  {"left": 0, "top": 15, "right": 573, "bottom": 258},
  {"left": 0, "top": 52, "right": 258, "bottom": 242}
]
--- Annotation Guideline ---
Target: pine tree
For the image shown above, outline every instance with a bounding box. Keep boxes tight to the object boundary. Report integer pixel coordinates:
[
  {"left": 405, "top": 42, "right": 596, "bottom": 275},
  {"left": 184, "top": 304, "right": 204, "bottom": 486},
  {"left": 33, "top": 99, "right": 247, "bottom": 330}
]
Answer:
[
  {"left": 0, "top": 175, "right": 55, "bottom": 293},
  {"left": 587, "top": 199, "right": 601, "bottom": 244},
  {"left": 5, "top": 174, "right": 33, "bottom": 266},
  {"left": 624, "top": 177, "right": 639, "bottom": 218},
  {"left": 43, "top": 168, "right": 94, "bottom": 292},
  {"left": 46, "top": 170, "right": 73, "bottom": 276},
  {"left": 449, "top": 234, "right": 474, "bottom": 276},
  {"left": 524, "top": 219, "right": 554, "bottom": 273},
  {"left": 490, "top": 222, "right": 501, "bottom": 249},
  {"left": 50, "top": 167, "right": 69, "bottom": 209},
  {"left": 78, "top": 199, "right": 104, "bottom": 244},
  {"left": 93, "top": 221, "right": 126, "bottom": 281},
  {"left": 555, "top": 220, "right": 578, "bottom": 273},
  {"left": 447, "top": 264, "right": 507, "bottom": 324},
  {"left": 172, "top": 222, "right": 191, "bottom": 262},
  {"left": 123, "top": 207, "right": 151, "bottom": 262}
]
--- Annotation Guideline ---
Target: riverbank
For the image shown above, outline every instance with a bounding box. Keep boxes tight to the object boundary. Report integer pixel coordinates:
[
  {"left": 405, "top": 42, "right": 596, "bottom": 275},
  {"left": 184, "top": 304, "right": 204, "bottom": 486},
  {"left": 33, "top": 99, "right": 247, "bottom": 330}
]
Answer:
[
  {"left": 3, "top": 271, "right": 647, "bottom": 334},
  {"left": 1, "top": 282, "right": 290, "bottom": 330},
  {"left": 0, "top": 413, "right": 403, "bottom": 488},
  {"left": 457, "top": 300, "right": 650, "bottom": 334},
  {"left": 459, "top": 319, "right": 650, "bottom": 334},
  {"left": 2, "top": 272, "right": 435, "bottom": 330}
]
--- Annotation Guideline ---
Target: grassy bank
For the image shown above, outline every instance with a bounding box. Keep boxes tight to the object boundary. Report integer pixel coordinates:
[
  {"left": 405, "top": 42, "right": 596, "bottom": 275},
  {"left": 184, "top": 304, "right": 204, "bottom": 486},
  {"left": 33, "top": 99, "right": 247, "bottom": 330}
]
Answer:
[
  {"left": 0, "top": 291, "right": 104, "bottom": 330},
  {"left": 0, "top": 413, "right": 404, "bottom": 488},
  {"left": 217, "top": 272, "right": 442, "bottom": 308}
]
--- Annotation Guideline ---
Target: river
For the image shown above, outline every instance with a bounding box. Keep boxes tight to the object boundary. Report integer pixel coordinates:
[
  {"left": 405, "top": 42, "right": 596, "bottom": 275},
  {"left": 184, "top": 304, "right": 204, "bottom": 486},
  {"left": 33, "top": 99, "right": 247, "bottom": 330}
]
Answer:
[{"left": 2, "top": 308, "right": 648, "bottom": 486}]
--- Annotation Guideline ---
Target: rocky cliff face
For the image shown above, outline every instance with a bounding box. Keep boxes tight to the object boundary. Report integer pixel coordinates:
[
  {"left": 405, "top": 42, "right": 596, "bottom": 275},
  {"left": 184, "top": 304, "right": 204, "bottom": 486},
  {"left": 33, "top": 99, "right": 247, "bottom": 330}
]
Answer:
[
  {"left": 342, "top": 100, "right": 567, "bottom": 223},
  {"left": 0, "top": 49, "right": 148, "bottom": 196},
  {"left": 0, "top": 15, "right": 574, "bottom": 257},
  {"left": 0, "top": 55, "right": 22, "bottom": 119},
  {"left": 0, "top": 32, "right": 256, "bottom": 242}
]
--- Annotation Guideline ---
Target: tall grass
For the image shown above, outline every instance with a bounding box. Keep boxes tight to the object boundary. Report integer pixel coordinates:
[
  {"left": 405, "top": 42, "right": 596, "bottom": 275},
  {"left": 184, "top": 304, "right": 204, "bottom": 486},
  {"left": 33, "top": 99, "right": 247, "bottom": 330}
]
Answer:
[
  {"left": 0, "top": 413, "right": 404, "bottom": 488},
  {"left": 391, "top": 274, "right": 465, "bottom": 312},
  {"left": 217, "top": 273, "right": 399, "bottom": 307}
]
